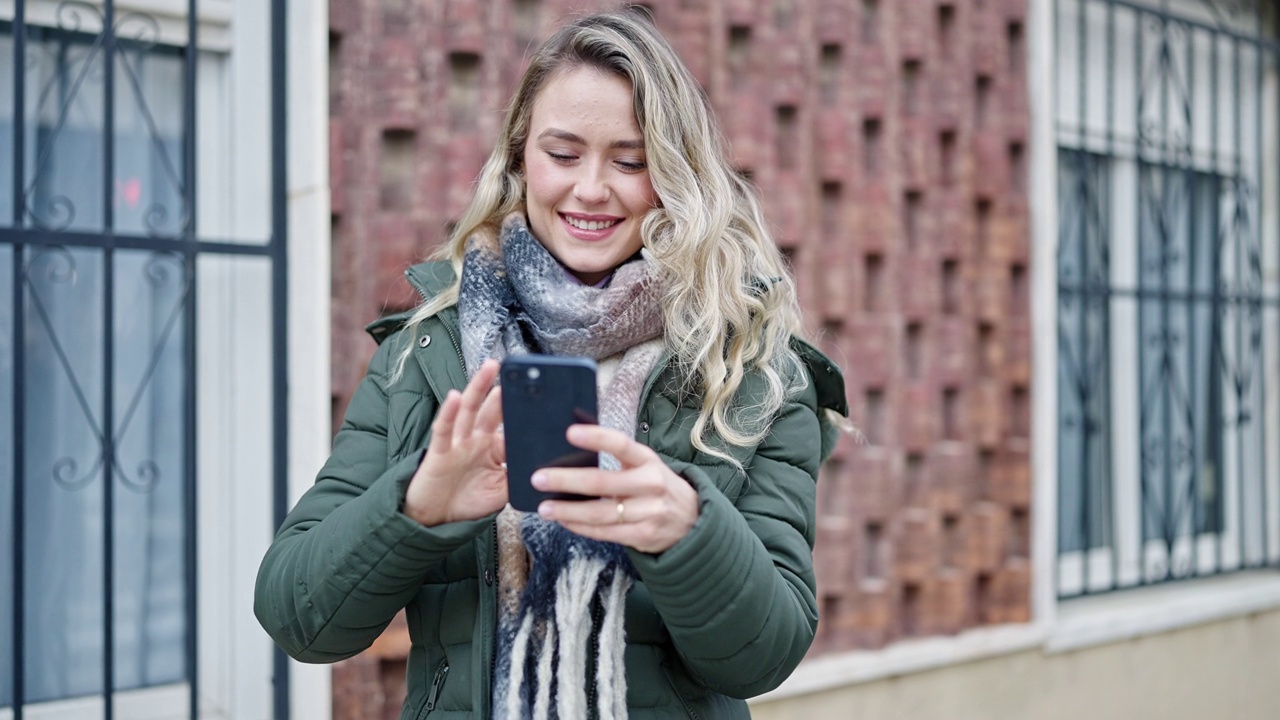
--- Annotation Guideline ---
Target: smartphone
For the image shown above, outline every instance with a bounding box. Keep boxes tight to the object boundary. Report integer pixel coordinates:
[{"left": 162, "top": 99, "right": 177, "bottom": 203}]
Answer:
[{"left": 500, "top": 354, "right": 599, "bottom": 512}]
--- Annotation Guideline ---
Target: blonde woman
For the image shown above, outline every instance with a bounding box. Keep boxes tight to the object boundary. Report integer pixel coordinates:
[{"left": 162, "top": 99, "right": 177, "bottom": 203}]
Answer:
[{"left": 256, "top": 9, "right": 847, "bottom": 719}]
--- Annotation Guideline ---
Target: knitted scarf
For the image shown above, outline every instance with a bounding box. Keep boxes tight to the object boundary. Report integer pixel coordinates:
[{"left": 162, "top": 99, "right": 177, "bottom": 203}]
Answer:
[{"left": 458, "top": 213, "right": 666, "bottom": 720}]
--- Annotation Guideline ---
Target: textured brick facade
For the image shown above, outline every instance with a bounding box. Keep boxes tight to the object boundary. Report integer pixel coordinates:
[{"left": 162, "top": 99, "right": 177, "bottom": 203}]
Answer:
[{"left": 327, "top": 0, "right": 1031, "bottom": 710}]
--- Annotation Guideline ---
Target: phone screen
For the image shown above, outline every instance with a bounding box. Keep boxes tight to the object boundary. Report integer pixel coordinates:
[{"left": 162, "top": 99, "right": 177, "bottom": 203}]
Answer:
[{"left": 500, "top": 355, "right": 599, "bottom": 512}]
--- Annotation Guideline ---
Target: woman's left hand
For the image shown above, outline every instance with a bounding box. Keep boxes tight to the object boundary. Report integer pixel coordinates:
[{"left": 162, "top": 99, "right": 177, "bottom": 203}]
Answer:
[{"left": 532, "top": 424, "right": 699, "bottom": 554}]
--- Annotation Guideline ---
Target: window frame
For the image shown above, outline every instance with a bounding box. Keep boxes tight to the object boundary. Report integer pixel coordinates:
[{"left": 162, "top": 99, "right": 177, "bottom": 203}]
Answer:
[{"left": 1051, "top": 0, "right": 1280, "bottom": 601}]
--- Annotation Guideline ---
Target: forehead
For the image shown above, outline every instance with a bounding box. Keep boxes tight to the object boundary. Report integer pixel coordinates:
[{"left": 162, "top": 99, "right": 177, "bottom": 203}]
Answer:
[{"left": 529, "top": 66, "right": 641, "bottom": 137}]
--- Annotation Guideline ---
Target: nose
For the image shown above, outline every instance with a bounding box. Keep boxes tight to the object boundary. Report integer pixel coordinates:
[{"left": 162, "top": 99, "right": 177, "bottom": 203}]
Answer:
[{"left": 572, "top": 163, "right": 610, "bottom": 205}]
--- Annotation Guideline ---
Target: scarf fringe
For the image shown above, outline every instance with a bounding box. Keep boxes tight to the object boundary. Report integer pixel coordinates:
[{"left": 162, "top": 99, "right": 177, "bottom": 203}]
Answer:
[{"left": 493, "top": 551, "right": 634, "bottom": 720}]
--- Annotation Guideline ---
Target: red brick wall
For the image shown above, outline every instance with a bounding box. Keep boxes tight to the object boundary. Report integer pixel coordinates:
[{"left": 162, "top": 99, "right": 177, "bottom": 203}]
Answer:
[{"left": 327, "top": 0, "right": 1031, "bottom": 711}]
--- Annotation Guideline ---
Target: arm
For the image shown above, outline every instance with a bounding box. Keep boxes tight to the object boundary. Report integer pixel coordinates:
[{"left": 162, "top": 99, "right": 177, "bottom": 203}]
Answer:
[
  {"left": 628, "top": 380, "right": 823, "bottom": 697},
  {"left": 253, "top": 337, "right": 490, "bottom": 663}
]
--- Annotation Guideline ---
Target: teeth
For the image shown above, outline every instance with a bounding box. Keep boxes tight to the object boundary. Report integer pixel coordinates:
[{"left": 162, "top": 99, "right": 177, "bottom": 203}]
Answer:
[{"left": 565, "top": 216, "right": 620, "bottom": 231}]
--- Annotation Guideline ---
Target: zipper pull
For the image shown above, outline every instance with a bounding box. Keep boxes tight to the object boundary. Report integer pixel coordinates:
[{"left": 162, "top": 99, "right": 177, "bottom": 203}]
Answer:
[{"left": 426, "top": 661, "right": 450, "bottom": 711}]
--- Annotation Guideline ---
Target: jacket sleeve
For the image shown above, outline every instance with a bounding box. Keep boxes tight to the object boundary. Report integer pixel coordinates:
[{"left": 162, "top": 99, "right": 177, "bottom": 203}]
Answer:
[
  {"left": 253, "top": 336, "right": 490, "bottom": 663},
  {"left": 626, "top": 375, "right": 825, "bottom": 698}
]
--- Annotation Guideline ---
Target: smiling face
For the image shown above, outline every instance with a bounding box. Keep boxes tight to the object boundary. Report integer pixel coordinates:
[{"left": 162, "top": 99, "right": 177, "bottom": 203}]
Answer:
[{"left": 522, "top": 65, "right": 660, "bottom": 285}]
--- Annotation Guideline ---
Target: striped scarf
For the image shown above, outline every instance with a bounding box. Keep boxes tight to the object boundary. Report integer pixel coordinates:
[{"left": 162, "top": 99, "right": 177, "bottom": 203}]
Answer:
[{"left": 457, "top": 213, "right": 666, "bottom": 720}]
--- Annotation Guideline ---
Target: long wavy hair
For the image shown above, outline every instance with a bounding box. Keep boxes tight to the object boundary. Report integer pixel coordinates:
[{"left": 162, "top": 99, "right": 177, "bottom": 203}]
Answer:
[{"left": 397, "top": 8, "right": 807, "bottom": 465}]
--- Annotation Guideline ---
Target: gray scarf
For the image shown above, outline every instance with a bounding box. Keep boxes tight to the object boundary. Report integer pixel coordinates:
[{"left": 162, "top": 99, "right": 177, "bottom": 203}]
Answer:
[{"left": 458, "top": 213, "right": 666, "bottom": 720}]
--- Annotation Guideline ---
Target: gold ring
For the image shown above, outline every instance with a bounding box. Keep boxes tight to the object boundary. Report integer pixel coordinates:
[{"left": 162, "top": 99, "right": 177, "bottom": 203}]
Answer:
[{"left": 616, "top": 500, "right": 626, "bottom": 524}]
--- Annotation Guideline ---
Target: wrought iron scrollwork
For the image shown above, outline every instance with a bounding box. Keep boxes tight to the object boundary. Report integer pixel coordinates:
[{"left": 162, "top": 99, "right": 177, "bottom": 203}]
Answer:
[
  {"left": 112, "top": 251, "right": 185, "bottom": 494},
  {"left": 24, "top": 247, "right": 188, "bottom": 494},
  {"left": 22, "top": 1, "right": 189, "bottom": 239},
  {"left": 56, "top": 0, "right": 106, "bottom": 35},
  {"left": 25, "top": 247, "right": 100, "bottom": 489},
  {"left": 1196, "top": 0, "right": 1258, "bottom": 31},
  {"left": 1137, "top": 17, "right": 1193, "bottom": 157},
  {"left": 1214, "top": 178, "right": 1263, "bottom": 435},
  {"left": 1057, "top": 150, "right": 1111, "bottom": 459},
  {"left": 116, "top": 12, "right": 162, "bottom": 50},
  {"left": 1056, "top": 0, "right": 1280, "bottom": 595},
  {"left": 115, "top": 11, "right": 190, "bottom": 237},
  {"left": 52, "top": 455, "right": 102, "bottom": 490}
]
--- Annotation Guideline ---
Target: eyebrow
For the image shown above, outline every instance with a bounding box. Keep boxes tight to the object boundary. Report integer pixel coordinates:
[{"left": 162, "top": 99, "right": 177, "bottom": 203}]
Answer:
[{"left": 537, "top": 128, "right": 645, "bottom": 150}]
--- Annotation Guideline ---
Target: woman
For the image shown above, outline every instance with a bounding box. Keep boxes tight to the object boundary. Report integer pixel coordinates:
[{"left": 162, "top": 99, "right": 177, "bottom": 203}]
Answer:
[{"left": 255, "top": 9, "right": 847, "bottom": 719}]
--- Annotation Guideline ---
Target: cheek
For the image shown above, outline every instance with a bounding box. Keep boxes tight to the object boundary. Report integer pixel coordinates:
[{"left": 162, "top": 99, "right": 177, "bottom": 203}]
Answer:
[
  {"left": 625, "top": 175, "right": 659, "bottom": 211},
  {"left": 522, "top": 160, "right": 557, "bottom": 207}
]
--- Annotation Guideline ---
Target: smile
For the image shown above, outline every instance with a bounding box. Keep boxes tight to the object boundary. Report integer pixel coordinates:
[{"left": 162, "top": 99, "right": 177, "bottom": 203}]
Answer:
[{"left": 562, "top": 215, "right": 622, "bottom": 231}]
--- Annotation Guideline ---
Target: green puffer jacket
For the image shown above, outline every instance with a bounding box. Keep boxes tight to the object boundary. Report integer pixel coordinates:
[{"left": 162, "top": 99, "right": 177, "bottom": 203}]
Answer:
[{"left": 254, "top": 261, "right": 847, "bottom": 719}]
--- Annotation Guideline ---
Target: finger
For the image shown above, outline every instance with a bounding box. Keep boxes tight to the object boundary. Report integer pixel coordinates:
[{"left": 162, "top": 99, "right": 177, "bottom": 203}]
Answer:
[
  {"left": 540, "top": 496, "right": 632, "bottom": 526},
  {"left": 430, "top": 389, "right": 462, "bottom": 454},
  {"left": 475, "top": 357, "right": 500, "bottom": 388},
  {"left": 566, "top": 424, "right": 657, "bottom": 469},
  {"left": 475, "top": 385, "right": 503, "bottom": 436},
  {"left": 532, "top": 466, "right": 650, "bottom": 500},
  {"left": 456, "top": 360, "right": 498, "bottom": 437}
]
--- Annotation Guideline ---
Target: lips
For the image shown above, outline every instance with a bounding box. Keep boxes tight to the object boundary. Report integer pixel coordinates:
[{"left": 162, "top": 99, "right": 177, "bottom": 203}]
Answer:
[{"left": 560, "top": 213, "right": 622, "bottom": 240}]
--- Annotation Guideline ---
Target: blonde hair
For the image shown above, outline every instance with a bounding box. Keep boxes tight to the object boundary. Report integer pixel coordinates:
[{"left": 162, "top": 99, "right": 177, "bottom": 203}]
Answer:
[{"left": 398, "top": 8, "right": 807, "bottom": 465}]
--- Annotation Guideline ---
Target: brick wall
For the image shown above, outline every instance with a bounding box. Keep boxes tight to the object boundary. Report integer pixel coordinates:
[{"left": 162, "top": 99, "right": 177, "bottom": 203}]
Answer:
[{"left": 327, "top": 0, "right": 1031, "bottom": 711}]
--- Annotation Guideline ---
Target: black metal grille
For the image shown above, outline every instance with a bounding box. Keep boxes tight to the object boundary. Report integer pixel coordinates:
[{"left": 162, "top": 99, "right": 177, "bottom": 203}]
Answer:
[
  {"left": 1056, "top": 0, "right": 1280, "bottom": 597},
  {"left": 2, "top": 1, "right": 289, "bottom": 717}
]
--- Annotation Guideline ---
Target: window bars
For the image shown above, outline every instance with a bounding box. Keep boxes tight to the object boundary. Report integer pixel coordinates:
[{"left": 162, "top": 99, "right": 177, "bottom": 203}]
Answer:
[
  {"left": 2, "top": 1, "right": 290, "bottom": 717},
  {"left": 1055, "top": 0, "right": 1280, "bottom": 597}
]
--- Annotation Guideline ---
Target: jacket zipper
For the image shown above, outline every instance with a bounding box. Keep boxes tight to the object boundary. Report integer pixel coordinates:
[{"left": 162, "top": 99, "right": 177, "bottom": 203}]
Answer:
[
  {"left": 439, "top": 317, "right": 468, "bottom": 378},
  {"left": 410, "top": 276, "right": 469, "bottom": 376},
  {"left": 416, "top": 658, "right": 450, "bottom": 718},
  {"left": 489, "top": 527, "right": 498, "bottom": 684},
  {"left": 660, "top": 664, "right": 701, "bottom": 720},
  {"left": 634, "top": 351, "right": 671, "bottom": 443}
]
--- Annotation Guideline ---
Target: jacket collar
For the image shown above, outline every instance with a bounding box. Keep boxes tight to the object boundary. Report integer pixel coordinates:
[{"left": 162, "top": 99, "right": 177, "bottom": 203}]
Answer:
[
  {"left": 364, "top": 261, "right": 458, "bottom": 345},
  {"left": 405, "top": 260, "right": 457, "bottom": 299}
]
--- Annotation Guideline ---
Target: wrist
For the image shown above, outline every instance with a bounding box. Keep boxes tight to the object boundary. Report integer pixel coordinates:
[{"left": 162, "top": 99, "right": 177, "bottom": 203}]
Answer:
[{"left": 403, "top": 450, "right": 448, "bottom": 526}]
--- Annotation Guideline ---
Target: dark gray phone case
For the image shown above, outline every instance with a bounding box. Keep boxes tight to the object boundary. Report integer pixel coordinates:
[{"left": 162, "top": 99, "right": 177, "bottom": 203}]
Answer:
[{"left": 500, "top": 354, "right": 599, "bottom": 512}]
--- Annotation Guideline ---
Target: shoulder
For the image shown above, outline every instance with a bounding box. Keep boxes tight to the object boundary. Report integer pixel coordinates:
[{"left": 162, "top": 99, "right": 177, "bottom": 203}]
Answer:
[
  {"left": 789, "top": 337, "right": 847, "bottom": 416},
  {"left": 786, "top": 337, "right": 848, "bottom": 462}
]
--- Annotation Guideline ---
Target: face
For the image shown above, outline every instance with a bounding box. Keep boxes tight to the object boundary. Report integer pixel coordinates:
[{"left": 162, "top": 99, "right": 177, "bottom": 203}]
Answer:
[{"left": 522, "top": 66, "right": 660, "bottom": 285}]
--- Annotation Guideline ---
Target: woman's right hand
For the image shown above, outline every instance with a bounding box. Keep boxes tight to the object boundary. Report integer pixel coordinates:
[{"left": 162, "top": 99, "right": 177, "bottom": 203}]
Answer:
[{"left": 403, "top": 358, "right": 507, "bottom": 526}]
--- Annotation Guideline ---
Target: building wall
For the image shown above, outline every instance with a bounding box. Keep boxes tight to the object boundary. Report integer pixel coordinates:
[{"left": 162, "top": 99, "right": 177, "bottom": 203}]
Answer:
[
  {"left": 750, "top": 606, "right": 1280, "bottom": 720},
  {"left": 325, "top": 0, "right": 1033, "bottom": 712}
]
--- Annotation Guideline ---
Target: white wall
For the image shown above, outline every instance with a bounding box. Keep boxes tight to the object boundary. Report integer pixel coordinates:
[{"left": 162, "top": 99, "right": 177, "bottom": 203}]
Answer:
[
  {"left": 284, "top": 0, "right": 333, "bottom": 716},
  {"left": 752, "top": 604, "right": 1280, "bottom": 720}
]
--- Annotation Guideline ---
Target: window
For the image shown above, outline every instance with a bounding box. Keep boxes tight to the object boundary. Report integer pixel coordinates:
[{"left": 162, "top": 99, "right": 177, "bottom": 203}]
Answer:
[
  {"left": 1, "top": 18, "right": 191, "bottom": 712},
  {"left": 2, "top": 2, "right": 285, "bottom": 717},
  {"left": 1055, "top": 0, "right": 1280, "bottom": 597}
]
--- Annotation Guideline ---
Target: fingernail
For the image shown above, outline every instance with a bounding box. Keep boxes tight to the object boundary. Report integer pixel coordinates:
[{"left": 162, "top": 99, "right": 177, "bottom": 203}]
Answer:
[
  {"left": 538, "top": 502, "right": 553, "bottom": 519},
  {"left": 566, "top": 425, "right": 585, "bottom": 441},
  {"left": 531, "top": 471, "right": 547, "bottom": 488}
]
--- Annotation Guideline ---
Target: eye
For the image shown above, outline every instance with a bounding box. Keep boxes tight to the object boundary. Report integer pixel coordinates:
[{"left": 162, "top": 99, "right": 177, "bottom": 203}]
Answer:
[
  {"left": 616, "top": 159, "right": 647, "bottom": 172},
  {"left": 546, "top": 151, "right": 577, "bottom": 164}
]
